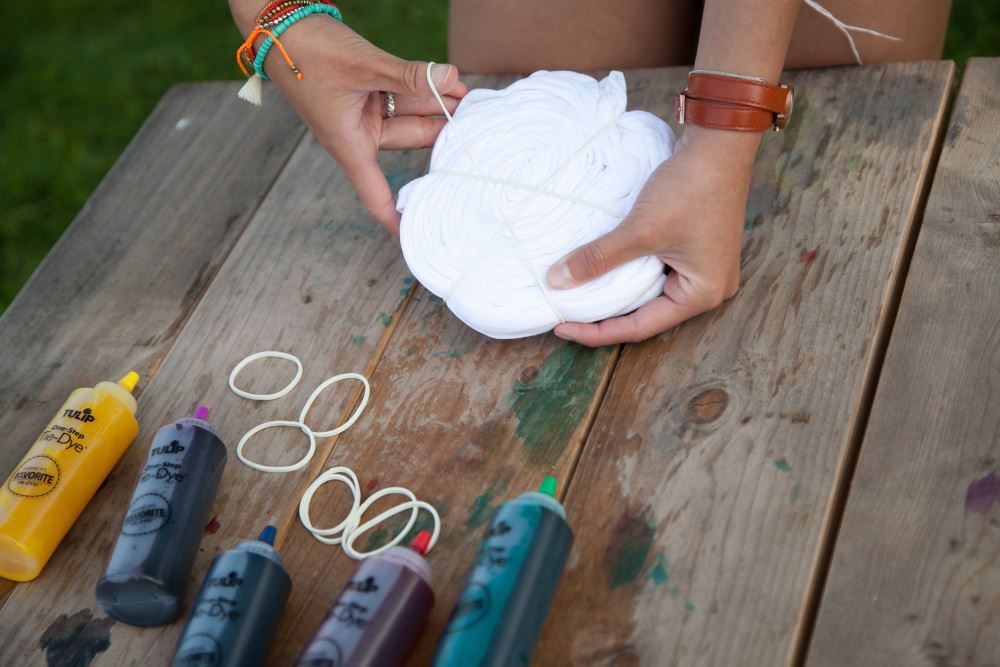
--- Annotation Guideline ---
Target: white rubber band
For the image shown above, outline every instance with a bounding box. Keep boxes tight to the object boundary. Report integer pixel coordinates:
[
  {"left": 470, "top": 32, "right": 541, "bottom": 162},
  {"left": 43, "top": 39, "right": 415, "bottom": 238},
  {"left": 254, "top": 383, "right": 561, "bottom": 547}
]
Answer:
[
  {"left": 236, "top": 420, "right": 316, "bottom": 473},
  {"left": 229, "top": 351, "right": 303, "bottom": 401},
  {"left": 298, "top": 466, "right": 441, "bottom": 559},
  {"left": 344, "top": 499, "right": 441, "bottom": 560},
  {"left": 299, "top": 373, "right": 371, "bottom": 437}
]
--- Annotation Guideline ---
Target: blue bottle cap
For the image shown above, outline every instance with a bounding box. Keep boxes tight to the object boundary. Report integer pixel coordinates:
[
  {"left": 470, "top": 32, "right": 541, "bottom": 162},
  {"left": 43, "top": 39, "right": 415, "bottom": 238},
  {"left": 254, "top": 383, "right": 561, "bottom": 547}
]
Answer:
[{"left": 258, "top": 525, "right": 277, "bottom": 545}]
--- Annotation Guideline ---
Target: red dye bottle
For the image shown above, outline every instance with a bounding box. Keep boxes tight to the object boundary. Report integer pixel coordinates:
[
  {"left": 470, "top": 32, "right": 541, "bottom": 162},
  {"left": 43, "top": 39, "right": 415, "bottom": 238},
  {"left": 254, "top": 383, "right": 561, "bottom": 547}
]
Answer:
[{"left": 296, "top": 531, "right": 435, "bottom": 667}]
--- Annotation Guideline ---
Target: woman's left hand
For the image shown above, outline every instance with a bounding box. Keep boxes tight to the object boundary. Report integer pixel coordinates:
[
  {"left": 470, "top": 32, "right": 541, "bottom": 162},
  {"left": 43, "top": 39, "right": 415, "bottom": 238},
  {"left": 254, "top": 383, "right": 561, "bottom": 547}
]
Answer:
[{"left": 545, "top": 125, "right": 760, "bottom": 346}]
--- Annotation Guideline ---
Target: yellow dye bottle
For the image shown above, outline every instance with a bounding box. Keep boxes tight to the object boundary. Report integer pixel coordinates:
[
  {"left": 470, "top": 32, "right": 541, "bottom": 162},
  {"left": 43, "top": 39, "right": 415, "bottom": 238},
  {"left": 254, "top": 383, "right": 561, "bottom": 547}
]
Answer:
[{"left": 0, "top": 372, "right": 141, "bottom": 581}]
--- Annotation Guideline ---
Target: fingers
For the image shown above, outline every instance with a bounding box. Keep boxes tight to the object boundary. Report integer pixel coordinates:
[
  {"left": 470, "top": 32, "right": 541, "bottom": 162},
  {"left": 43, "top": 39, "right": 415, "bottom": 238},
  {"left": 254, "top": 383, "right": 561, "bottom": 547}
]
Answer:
[
  {"left": 379, "top": 116, "right": 447, "bottom": 150},
  {"left": 371, "top": 53, "right": 465, "bottom": 98},
  {"left": 553, "top": 271, "right": 732, "bottom": 346},
  {"left": 391, "top": 93, "right": 464, "bottom": 117},
  {"left": 336, "top": 144, "right": 401, "bottom": 235},
  {"left": 546, "top": 219, "right": 652, "bottom": 289}
]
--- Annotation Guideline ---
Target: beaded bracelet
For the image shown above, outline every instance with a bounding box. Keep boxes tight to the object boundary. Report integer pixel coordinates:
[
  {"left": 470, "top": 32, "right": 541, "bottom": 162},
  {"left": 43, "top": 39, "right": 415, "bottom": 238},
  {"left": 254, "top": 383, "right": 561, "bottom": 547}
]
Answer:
[{"left": 235, "top": 0, "right": 342, "bottom": 106}]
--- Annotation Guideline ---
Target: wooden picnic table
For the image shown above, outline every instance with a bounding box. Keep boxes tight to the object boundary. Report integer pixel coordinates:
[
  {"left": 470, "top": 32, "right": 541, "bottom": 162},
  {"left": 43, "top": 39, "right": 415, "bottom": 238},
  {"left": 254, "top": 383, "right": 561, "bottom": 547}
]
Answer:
[{"left": 0, "top": 58, "right": 996, "bottom": 666}]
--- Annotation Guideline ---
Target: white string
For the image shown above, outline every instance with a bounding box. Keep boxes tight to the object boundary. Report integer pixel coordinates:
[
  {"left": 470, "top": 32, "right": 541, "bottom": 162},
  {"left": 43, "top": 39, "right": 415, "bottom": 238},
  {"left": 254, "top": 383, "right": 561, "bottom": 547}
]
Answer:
[
  {"left": 804, "top": 0, "right": 902, "bottom": 66},
  {"left": 298, "top": 466, "right": 441, "bottom": 559},
  {"left": 228, "top": 351, "right": 303, "bottom": 400},
  {"left": 400, "top": 69, "right": 671, "bottom": 339}
]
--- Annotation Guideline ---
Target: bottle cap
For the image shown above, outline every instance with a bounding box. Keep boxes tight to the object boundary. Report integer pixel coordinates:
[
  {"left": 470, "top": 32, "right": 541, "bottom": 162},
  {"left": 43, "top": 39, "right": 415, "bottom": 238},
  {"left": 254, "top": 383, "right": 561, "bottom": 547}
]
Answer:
[
  {"left": 118, "top": 372, "right": 139, "bottom": 393},
  {"left": 409, "top": 530, "right": 432, "bottom": 556},
  {"left": 539, "top": 476, "right": 557, "bottom": 497},
  {"left": 258, "top": 525, "right": 277, "bottom": 546},
  {"left": 193, "top": 405, "right": 210, "bottom": 420}
]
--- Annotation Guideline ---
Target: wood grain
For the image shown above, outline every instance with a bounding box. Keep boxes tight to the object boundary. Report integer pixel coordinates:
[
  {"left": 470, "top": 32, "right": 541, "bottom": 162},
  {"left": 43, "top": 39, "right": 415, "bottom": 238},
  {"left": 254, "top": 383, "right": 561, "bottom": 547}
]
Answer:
[
  {"left": 535, "top": 62, "right": 955, "bottom": 666},
  {"left": 265, "top": 70, "right": 681, "bottom": 666},
  {"left": 807, "top": 58, "right": 1000, "bottom": 667},
  {"left": 0, "top": 126, "right": 424, "bottom": 664},
  {"left": 0, "top": 83, "right": 304, "bottom": 481}
]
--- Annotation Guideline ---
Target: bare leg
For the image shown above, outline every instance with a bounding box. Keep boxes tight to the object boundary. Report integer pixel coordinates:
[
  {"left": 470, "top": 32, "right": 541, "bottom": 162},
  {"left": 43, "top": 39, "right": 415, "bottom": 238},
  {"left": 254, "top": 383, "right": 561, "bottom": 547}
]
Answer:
[
  {"left": 786, "top": 0, "right": 953, "bottom": 68},
  {"left": 448, "top": 0, "right": 702, "bottom": 74}
]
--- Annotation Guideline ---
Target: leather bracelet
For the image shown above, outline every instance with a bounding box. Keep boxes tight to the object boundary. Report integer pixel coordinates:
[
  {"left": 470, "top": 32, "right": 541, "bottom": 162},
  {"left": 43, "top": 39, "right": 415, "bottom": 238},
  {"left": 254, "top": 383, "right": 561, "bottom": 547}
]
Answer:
[{"left": 675, "top": 70, "right": 794, "bottom": 132}]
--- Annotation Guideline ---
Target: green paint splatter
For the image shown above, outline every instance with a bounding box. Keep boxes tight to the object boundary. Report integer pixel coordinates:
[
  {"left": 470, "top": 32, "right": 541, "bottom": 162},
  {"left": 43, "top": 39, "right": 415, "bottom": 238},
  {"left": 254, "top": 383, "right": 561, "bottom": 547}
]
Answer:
[
  {"left": 351, "top": 335, "right": 366, "bottom": 346},
  {"left": 433, "top": 350, "right": 465, "bottom": 359},
  {"left": 685, "top": 601, "right": 696, "bottom": 612},
  {"left": 668, "top": 586, "right": 681, "bottom": 599},
  {"left": 403, "top": 276, "right": 414, "bottom": 285},
  {"left": 843, "top": 154, "right": 864, "bottom": 174},
  {"left": 428, "top": 295, "right": 443, "bottom": 304},
  {"left": 402, "top": 511, "right": 437, "bottom": 544},
  {"left": 512, "top": 343, "right": 614, "bottom": 465},
  {"left": 364, "top": 526, "right": 390, "bottom": 551},
  {"left": 386, "top": 169, "right": 419, "bottom": 195},
  {"left": 346, "top": 220, "right": 379, "bottom": 240},
  {"left": 400, "top": 288, "right": 412, "bottom": 298},
  {"left": 646, "top": 554, "right": 669, "bottom": 586},
  {"left": 790, "top": 483, "right": 802, "bottom": 502},
  {"left": 774, "top": 457, "right": 792, "bottom": 473},
  {"left": 378, "top": 314, "right": 392, "bottom": 327},
  {"left": 608, "top": 510, "right": 655, "bottom": 589}
]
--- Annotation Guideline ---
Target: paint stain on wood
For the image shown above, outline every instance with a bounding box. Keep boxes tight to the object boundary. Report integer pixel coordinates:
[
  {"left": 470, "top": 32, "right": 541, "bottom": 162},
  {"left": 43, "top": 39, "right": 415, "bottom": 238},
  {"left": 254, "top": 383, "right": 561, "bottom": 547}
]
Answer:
[
  {"left": 39, "top": 609, "right": 114, "bottom": 667},
  {"left": 790, "top": 484, "right": 802, "bottom": 503},
  {"left": 204, "top": 516, "right": 221, "bottom": 534},
  {"left": 605, "top": 507, "right": 655, "bottom": 589},
  {"left": 799, "top": 249, "right": 818, "bottom": 264},
  {"left": 842, "top": 154, "right": 864, "bottom": 174},
  {"left": 511, "top": 343, "right": 612, "bottom": 465},
  {"left": 646, "top": 554, "right": 669, "bottom": 586},
  {"left": 466, "top": 493, "right": 495, "bottom": 533},
  {"left": 965, "top": 472, "right": 999, "bottom": 515},
  {"left": 774, "top": 458, "right": 792, "bottom": 473}
]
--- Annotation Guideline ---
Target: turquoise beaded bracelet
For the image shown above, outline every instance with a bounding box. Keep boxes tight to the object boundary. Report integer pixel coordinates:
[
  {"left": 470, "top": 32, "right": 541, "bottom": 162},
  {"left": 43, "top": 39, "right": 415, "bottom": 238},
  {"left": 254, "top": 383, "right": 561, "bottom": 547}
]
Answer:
[{"left": 253, "top": 4, "right": 343, "bottom": 81}]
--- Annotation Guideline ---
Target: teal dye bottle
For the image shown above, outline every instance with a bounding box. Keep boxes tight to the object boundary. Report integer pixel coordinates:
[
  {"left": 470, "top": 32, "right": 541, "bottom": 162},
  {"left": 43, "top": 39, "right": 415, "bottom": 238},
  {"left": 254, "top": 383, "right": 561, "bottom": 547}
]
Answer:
[{"left": 432, "top": 477, "right": 573, "bottom": 666}]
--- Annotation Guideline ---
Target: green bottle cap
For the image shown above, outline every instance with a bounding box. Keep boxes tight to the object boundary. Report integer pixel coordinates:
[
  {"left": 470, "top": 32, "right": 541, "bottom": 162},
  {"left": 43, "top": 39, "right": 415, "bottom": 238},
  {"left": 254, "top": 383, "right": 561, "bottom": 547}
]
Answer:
[{"left": 539, "top": 476, "right": 557, "bottom": 497}]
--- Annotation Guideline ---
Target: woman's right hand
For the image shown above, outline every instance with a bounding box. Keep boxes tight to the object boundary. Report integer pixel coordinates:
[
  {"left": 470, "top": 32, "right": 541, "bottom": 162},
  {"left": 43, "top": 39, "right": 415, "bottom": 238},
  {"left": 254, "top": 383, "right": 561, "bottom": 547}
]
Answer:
[{"left": 232, "top": 5, "right": 467, "bottom": 233}]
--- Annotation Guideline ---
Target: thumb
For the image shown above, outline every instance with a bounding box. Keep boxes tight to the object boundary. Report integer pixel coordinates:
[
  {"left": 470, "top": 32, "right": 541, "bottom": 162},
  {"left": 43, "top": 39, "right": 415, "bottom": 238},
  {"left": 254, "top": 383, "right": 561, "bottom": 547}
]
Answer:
[
  {"left": 372, "top": 53, "right": 460, "bottom": 98},
  {"left": 546, "top": 221, "right": 650, "bottom": 290}
]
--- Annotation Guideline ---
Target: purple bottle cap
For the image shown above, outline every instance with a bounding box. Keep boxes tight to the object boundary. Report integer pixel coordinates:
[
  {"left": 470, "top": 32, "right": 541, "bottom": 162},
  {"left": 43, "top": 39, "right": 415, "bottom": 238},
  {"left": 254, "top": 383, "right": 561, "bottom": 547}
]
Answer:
[{"left": 193, "top": 405, "right": 210, "bottom": 420}]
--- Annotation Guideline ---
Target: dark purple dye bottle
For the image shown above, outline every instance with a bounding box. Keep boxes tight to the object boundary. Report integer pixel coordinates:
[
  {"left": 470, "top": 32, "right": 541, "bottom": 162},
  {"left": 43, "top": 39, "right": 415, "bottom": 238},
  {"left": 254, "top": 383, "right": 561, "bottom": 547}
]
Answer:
[
  {"left": 96, "top": 406, "right": 227, "bottom": 626},
  {"left": 296, "top": 531, "right": 436, "bottom": 667}
]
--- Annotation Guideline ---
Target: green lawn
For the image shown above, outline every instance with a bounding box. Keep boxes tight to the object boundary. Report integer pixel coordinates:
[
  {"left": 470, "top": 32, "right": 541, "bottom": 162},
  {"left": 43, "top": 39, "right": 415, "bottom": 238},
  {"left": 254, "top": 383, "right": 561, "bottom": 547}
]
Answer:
[{"left": 0, "top": 1, "right": 995, "bottom": 312}]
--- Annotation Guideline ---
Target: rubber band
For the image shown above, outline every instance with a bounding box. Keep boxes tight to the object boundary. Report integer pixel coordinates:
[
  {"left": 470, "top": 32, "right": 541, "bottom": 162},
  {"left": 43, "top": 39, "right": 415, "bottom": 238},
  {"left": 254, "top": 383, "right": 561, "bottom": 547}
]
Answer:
[
  {"left": 299, "top": 373, "right": 371, "bottom": 437},
  {"left": 298, "top": 466, "right": 441, "bottom": 559},
  {"left": 229, "top": 351, "right": 303, "bottom": 400},
  {"left": 236, "top": 419, "right": 316, "bottom": 473}
]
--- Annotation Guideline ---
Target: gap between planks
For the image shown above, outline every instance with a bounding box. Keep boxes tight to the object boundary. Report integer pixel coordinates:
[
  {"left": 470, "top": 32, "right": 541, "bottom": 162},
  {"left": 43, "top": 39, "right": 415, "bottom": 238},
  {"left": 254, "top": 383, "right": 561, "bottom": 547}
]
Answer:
[
  {"left": 787, "top": 62, "right": 958, "bottom": 667},
  {"left": 0, "top": 85, "right": 310, "bottom": 613}
]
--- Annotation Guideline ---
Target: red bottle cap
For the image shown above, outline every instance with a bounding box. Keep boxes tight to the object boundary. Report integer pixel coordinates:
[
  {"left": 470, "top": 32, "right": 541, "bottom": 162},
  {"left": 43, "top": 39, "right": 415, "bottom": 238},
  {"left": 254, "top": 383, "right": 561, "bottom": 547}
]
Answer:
[{"left": 409, "top": 530, "right": 432, "bottom": 556}]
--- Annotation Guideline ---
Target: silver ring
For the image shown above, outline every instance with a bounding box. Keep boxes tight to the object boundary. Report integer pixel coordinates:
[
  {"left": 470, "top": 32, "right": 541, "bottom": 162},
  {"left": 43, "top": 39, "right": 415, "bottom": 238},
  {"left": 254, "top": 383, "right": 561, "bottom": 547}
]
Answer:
[{"left": 382, "top": 92, "right": 396, "bottom": 118}]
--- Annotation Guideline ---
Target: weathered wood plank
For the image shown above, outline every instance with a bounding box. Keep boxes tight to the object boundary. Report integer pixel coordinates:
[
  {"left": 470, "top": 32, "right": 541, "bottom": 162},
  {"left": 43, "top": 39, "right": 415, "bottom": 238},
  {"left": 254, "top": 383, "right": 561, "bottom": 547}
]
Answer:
[
  {"left": 264, "top": 69, "right": 683, "bottom": 666},
  {"left": 0, "top": 83, "right": 304, "bottom": 481},
  {"left": 535, "top": 61, "right": 955, "bottom": 666},
  {"left": 807, "top": 58, "right": 1000, "bottom": 667},
  {"left": 0, "top": 126, "right": 424, "bottom": 663}
]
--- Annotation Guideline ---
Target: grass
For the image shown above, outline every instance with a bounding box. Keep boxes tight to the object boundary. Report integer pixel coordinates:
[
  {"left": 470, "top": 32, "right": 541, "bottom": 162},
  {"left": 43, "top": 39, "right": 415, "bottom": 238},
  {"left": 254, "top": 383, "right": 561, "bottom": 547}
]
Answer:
[{"left": 0, "top": 1, "right": 996, "bottom": 312}]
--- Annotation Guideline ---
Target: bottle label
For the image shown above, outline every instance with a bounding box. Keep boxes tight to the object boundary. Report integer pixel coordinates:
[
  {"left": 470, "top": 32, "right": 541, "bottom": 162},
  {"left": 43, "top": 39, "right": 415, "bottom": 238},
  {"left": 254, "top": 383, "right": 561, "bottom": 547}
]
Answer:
[
  {"left": 121, "top": 493, "right": 172, "bottom": 535},
  {"left": 174, "top": 633, "right": 223, "bottom": 665},
  {"left": 6, "top": 455, "right": 61, "bottom": 498}
]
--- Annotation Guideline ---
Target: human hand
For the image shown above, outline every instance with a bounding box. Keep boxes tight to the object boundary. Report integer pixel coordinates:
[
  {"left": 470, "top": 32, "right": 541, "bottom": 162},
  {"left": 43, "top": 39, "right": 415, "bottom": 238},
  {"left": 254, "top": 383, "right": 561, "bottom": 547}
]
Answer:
[
  {"left": 243, "top": 14, "right": 467, "bottom": 233},
  {"left": 545, "top": 125, "right": 759, "bottom": 346}
]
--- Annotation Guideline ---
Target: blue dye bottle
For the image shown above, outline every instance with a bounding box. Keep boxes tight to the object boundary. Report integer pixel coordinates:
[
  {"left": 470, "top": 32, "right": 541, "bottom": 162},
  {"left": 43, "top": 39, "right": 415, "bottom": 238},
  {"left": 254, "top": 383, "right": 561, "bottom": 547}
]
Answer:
[
  {"left": 172, "top": 525, "right": 292, "bottom": 667},
  {"left": 432, "top": 477, "right": 573, "bottom": 666}
]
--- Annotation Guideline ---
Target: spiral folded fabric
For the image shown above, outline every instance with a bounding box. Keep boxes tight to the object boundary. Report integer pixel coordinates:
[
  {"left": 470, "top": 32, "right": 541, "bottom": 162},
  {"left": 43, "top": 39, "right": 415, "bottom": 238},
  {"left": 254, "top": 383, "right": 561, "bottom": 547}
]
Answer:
[{"left": 397, "top": 70, "right": 674, "bottom": 339}]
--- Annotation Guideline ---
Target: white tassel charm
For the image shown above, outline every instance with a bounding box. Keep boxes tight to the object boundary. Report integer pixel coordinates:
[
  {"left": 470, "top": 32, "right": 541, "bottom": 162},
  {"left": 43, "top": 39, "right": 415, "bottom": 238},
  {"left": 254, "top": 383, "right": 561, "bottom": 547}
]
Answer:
[{"left": 238, "top": 73, "right": 263, "bottom": 107}]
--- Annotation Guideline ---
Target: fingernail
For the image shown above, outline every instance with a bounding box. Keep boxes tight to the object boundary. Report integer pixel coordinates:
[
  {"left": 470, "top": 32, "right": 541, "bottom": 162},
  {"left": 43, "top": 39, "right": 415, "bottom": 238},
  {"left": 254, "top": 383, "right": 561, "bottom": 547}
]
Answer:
[
  {"left": 431, "top": 63, "right": 453, "bottom": 88},
  {"left": 546, "top": 260, "right": 575, "bottom": 290},
  {"left": 553, "top": 329, "right": 573, "bottom": 341}
]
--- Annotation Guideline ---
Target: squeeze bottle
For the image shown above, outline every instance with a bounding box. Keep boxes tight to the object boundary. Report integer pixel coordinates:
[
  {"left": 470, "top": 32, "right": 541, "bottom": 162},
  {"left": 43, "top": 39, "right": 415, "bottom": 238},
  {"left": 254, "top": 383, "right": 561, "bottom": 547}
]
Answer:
[
  {"left": 172, "top": 525, "right": 292, "bottom": 667},
  {"left": 0, "top": 372, "right": 140, "bottom": 581},
  {"left": 432, "top": 477, "right": 574, "bottom": 666},
  {"left": 297, "top": 531, "right": 436, "bottom": 667},
  {"left": 97, "top": 405, "right": 227, "bottom": 626}
]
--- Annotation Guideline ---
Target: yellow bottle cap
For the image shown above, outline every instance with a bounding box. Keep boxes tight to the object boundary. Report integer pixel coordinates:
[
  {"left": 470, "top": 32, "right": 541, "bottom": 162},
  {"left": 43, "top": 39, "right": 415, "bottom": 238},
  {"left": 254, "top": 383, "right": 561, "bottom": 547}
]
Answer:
[{"left": 118, "top": 371, "right": 140, "bottom": 393}]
